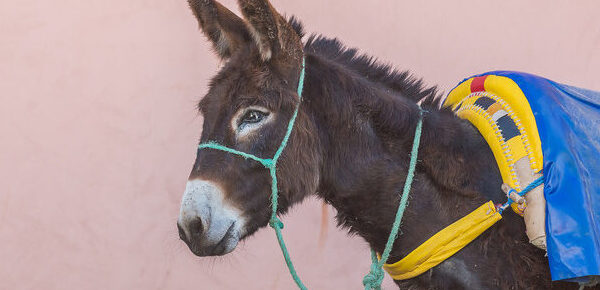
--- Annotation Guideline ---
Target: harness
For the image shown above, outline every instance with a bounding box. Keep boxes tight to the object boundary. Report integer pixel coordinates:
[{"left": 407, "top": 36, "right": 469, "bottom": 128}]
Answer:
[
  {"left": 444, "top": 75, "right": 547, "bottom": 249},
  {"left": 383, "top": 75, "right": 548, "bottom": 281},
  {"left": 196, "top": 60, "right": 545, "bottom": 289}
]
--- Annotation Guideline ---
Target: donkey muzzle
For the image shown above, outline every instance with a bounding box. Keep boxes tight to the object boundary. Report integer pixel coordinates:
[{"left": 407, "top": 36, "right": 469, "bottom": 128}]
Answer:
[{"left": 178, "top": 179, "right": 244, "bottom": 256}]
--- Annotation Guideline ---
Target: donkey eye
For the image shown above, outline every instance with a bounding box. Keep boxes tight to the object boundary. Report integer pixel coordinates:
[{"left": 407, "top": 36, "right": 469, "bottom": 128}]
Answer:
[
  {"left": 232, "top": 107, "right": 272, "bottom": 136},
  {"left": 240, "top": 110, "right": 268, "bottom": 125}
]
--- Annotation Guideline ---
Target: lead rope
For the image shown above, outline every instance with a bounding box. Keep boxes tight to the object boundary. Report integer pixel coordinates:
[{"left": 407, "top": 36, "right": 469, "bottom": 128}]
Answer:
[
  {"left": 362, "top": 109, "right": 424, "bottom": 290},
  {"left": 198, "top": 58, "right": 307, "bottom": 290}
]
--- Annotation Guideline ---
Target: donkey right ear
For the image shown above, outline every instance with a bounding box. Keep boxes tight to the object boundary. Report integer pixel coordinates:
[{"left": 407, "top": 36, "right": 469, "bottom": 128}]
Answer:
[{"left": 188, "top": 0, "right": 251, "bottom": 59}]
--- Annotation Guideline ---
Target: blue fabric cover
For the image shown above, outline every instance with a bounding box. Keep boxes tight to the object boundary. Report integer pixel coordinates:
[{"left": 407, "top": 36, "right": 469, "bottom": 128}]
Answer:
[{"left": 453, "top": 71, "right": 600, "bottom": 281}]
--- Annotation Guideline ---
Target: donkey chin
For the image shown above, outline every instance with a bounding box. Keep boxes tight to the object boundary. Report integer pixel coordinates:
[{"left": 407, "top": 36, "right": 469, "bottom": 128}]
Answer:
[{"left": 177, "top": 179, "right": 245, "bottom": 256}]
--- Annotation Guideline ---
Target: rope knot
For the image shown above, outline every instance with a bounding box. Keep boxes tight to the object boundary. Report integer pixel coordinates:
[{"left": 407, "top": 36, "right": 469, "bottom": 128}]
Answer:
[
  {"left": 261, "top": 158, "right": 275, "bottom": 168},
  {"left": 362, "top": 266, "right": 384, "bottom": 290},
  {"left": 269, "top": 217, "right": 284, "bottom": 229}
]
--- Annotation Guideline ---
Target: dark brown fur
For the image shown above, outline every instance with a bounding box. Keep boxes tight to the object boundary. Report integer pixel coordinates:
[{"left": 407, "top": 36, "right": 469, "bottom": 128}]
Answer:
[{"left": 183, "top": 1, "right": 591, "bottom": 289}]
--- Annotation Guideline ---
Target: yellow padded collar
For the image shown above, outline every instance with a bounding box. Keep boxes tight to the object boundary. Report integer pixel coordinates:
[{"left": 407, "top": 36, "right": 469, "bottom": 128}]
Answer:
[{"left": 383, "top": 201, "right": 502, "bottom": 280}]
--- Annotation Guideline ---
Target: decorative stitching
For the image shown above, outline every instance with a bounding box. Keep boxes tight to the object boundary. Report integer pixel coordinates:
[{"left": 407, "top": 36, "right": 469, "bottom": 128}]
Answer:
[
  {"left": 457, "top": 102, "right": 522, "bottom": 190},
  {"left": 468, "top": 91, "right": 537, "bottom": 171}
]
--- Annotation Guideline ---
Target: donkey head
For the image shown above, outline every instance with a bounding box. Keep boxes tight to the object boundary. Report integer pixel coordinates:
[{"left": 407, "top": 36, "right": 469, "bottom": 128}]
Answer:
[{"left": 177, "top": 0, "right": 320, "bottom": 257}]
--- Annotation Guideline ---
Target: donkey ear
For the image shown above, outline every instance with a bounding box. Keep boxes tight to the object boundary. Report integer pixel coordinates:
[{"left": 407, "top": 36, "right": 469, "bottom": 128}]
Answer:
[
  {"left": 188, "top": 0, "right": 251, "bottom": 59},
  {"left": 237, "top": 0, "right": 303, "bottom": 63}
]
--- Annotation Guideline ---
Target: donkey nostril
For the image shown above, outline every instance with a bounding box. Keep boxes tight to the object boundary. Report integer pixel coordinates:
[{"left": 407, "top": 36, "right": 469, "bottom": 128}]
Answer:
[
  {"left": 177, "top": 222, "right": 188, "bottom": 242},
  {"left": 189, "top": 218, "right": 204, "bottom": 238}
]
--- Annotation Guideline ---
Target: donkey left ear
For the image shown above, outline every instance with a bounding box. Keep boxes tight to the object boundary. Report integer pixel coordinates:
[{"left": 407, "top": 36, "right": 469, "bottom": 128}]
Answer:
[
  {"left": 188, "top": 0, "right": 251, "bottom": 60},
  {"left": 237, "top": 0, "right": 303, "bottom": 65}
]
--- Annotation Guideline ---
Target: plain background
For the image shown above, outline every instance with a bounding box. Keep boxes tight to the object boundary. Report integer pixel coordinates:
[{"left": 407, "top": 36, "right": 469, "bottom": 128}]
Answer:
[{"left": 1, "top": 0, "right": 599, "bottom": 289}]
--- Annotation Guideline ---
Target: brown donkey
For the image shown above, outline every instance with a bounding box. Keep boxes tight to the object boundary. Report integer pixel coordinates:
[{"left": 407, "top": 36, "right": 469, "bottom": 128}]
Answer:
[{"left": 176, "top": 1, "right": 577, "bottom": 289}]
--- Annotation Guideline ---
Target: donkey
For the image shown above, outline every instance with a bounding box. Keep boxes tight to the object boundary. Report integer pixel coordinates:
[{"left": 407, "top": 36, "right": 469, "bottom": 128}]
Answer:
[{"left": 176, "top": 0, "right": 579, "bottom": 289}]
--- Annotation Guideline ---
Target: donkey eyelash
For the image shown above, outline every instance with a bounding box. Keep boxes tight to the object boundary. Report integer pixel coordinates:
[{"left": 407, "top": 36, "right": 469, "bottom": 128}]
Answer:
[
  {"left": 237, "top": 110, "right": 270, "bottom": 127},
  {"left": 231, "top": 106, "right": 273, "bottom": 137}
]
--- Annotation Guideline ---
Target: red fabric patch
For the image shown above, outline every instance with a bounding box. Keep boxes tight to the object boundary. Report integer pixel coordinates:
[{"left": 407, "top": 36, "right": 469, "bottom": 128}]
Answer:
[{"left": 470, "top": 76, "right": 488, "bottom": 92}]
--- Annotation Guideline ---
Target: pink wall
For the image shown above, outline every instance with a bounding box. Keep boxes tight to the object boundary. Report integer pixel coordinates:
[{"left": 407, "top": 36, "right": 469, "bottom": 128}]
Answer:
[{"left": 1, "top": 0, "right": 599, "bottom": 289}]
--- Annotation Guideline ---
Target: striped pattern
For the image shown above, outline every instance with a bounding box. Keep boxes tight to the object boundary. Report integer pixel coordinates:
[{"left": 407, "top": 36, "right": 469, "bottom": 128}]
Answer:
[
  {"left": 457, "top": 93, "right": 524, "bottom": 156},
  {"left": 448, "top": 75, "right": 540, "bottom": 215}
]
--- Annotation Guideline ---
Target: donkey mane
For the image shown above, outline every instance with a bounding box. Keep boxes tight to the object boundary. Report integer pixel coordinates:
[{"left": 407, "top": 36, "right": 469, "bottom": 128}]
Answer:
[{"left": 288, "top": 17, "right": 441, "bottom": 108}]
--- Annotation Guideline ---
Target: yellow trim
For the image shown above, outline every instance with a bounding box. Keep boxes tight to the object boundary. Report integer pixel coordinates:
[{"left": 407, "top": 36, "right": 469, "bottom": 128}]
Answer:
[
  {"left": 444, "top": 78, "right": 473, "bottom": 109},
  {"left": 483, "top": 76, "right": 543, "bottom": 172},
  {"left": 383, "top": 201, "right": 502, "bottom": 280},
  {"left": 444, "top": 75, "right": 544, "bottom": 212},
  {"left": 458, "top": 106, "right": 514, "bottom": 187},
  {"left": 506, "top": 137, "right": 527, "bottom": 164},
  {"left": 443, "top": 75, "right": 543, "bottom": 173}
]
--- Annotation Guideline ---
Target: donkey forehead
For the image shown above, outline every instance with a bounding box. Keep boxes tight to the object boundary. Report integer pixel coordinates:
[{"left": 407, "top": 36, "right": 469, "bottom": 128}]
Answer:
[
  {"left": 213, "top": 50, "right": 278, "bottom": 86},
  {"left": 199, "top": 65, "right": 294, "bottom": 115}
]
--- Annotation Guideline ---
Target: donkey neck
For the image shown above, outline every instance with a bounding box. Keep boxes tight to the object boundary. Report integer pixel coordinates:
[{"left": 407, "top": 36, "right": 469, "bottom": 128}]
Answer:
[{"left": 301, "top": 53, "right": 503, "bottom": 263}]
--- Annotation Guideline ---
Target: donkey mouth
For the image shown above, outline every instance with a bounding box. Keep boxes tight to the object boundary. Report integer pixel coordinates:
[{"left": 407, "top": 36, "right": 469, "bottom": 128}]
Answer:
[
  {"left": 208, "top": 222, "right": 239, "bottom": 256},
  {"left": 189, "top": 222, "right": 239, "bottom": 257}
]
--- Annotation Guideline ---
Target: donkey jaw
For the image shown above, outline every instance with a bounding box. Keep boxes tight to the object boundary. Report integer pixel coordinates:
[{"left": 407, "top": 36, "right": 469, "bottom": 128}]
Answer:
[{"left": 178, "top": 179, "right": 244, "bottom": 256}]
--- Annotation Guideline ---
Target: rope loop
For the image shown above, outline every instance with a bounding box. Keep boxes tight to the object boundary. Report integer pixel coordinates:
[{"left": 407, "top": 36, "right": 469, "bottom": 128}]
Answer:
[
  {"left": 362, "top": 251, "right": 385, "bottom": 289},
  {"left": 362, "top": 268, "right": 385, "bottom": 290},
  {"left": 497, "top": 175, "right": 544, "bottom": 213},
  {"left": 269, "top": 216, "right": 284, "bottom": 229}
]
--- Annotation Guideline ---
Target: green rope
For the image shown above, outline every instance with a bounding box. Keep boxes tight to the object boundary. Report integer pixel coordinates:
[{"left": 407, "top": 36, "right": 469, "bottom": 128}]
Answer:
[
  {"left": 198, "top": 54, "right": 424, "bottom": 290},
  {"left": 198, "top": 142, "right": 273, "bottom": 167},
  {"left": 362, "top": 109, "right": 424, "bottom": 290},
  {"left": 197, "top": 59, "right": 307, "bottom": 290}
]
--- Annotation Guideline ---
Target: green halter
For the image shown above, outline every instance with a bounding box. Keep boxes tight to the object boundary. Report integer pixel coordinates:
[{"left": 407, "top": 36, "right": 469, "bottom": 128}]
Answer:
[
  {"left": 198, "top": 58, "right": 307, "bottom": 289},
  {"left": 197, "top": 57, "right": 424, "bottom": 290}
]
